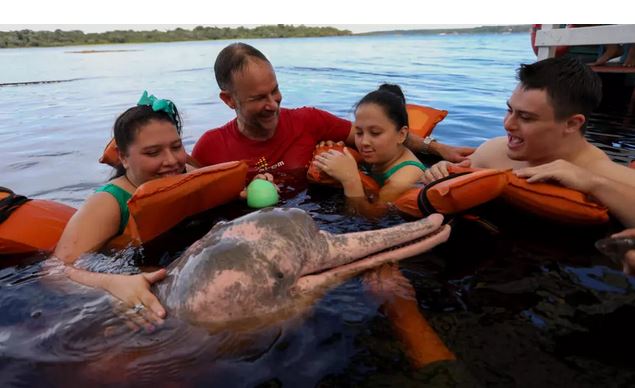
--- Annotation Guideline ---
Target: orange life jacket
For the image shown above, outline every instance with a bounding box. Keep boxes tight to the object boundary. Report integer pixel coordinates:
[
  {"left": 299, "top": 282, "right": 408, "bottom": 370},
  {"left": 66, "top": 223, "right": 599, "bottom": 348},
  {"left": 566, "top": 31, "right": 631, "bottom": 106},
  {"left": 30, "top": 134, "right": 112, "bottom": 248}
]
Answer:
[
  {"left": 406, "top": 104, "right": 448, "bottom": 138},
  {"left": 307, "top": 144, "right": 381, "bottom": 195},
  {"left": 0, "top": 188, "right": 76, "bottom": 254},
  {"left": 395, "top": 168, "right": 610, "bottom": 224},
  {"left": 107, "top": 160, "right": 248, "bottom": 249},
  {"left": 0, "top": 161, "right": 247, "bottom": 255},
  {"left": 393, "top": 166, "right": 508, "bottom": 218},
  {"left": 308, "top": 145, "right": 612, "bottom": 224},
  {"left": 501, "top": 171, "right": 609, "bottom": 224}
]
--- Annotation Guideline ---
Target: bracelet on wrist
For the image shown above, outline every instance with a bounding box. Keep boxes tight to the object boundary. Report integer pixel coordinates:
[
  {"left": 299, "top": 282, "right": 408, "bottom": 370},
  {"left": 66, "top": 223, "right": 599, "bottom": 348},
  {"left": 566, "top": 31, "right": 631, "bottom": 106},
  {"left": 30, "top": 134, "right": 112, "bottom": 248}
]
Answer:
[{"left": 422, "top": 136, "right": 437, "bottom": 154}]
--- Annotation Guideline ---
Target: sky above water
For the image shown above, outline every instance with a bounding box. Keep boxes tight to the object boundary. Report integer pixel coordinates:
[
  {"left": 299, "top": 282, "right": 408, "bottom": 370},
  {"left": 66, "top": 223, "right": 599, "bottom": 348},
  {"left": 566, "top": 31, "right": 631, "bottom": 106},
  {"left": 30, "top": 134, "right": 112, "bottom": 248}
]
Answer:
[{"left": 3, "top": 0, "right": 620, "bottom": 33}]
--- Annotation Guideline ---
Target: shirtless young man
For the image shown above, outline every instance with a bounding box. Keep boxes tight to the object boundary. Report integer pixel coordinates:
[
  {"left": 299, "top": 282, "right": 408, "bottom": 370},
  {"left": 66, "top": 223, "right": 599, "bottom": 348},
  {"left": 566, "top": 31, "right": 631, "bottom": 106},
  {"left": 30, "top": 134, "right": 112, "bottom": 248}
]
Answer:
[{"left": 421, "top": 56, "right": 635, "bottom": 228}]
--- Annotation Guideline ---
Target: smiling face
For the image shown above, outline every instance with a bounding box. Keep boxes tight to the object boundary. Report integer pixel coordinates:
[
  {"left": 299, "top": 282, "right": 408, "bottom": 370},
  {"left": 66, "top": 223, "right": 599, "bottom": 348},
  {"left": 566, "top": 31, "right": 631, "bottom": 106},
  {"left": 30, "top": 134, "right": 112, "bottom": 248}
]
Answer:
[
  {"left": 120, "top": 119, "right": 187, "bottom": 185},
  {"left": 353, "top": 102, "right": 408, "bottom": 166},
  {"left": 503, "top": 85, "right": 575, "bottom": 165},
  {"left": 220, "top": 58, "right": 282, "bottom": 139}
]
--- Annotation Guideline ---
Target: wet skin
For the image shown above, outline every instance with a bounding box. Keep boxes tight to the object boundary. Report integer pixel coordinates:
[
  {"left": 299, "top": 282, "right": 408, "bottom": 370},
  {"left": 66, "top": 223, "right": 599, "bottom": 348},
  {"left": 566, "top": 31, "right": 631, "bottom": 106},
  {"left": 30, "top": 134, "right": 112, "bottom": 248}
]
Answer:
[{"left": 153, "top": 208, "right": 450, "bottom": 328}]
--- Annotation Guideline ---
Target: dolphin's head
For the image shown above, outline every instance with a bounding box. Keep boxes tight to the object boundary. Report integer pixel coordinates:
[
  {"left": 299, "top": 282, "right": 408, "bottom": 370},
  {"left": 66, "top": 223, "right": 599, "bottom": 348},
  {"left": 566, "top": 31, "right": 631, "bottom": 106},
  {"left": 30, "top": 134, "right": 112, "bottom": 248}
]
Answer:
[{"left": 155, "top": 208, "right": 450, "bottom": 327}]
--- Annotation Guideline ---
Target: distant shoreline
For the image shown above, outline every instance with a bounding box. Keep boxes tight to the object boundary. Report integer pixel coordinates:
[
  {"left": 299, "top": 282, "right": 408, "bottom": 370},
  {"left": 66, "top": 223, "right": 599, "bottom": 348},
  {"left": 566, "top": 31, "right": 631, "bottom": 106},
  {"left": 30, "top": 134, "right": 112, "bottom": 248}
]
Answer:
[
  {"left": 358, "top": 25, "right": 531, "bottom": 36},
  {"left": 0, "top": 25, "right": 351, "bottom": 49},
  {"left": 0, "top": 25, "right": 530, "bottom": 49}
]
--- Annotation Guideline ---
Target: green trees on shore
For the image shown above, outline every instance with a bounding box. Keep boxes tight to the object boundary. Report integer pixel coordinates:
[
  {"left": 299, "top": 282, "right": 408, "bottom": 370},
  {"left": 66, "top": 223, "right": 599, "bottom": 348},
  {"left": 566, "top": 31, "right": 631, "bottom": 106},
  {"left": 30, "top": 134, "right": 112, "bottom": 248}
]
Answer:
[{"left": 0, "top": 25, "right": 352, "bottom": 48}]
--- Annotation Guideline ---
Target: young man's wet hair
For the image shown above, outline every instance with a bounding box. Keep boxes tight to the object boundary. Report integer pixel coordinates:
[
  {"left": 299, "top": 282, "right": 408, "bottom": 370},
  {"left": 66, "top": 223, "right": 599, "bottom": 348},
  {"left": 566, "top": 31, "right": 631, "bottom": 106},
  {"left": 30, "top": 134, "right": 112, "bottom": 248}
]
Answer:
[{"left": 517, "top": 56, "right": 602, "bottom": 133}]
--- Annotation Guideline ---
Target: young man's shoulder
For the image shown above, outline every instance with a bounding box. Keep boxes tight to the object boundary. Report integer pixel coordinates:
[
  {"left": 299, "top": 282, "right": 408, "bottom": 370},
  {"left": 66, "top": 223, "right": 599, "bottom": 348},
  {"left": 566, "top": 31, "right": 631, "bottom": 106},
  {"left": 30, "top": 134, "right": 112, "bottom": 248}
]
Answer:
[{"left": 469, "top": 136, "right": 511, "bottom": 169}]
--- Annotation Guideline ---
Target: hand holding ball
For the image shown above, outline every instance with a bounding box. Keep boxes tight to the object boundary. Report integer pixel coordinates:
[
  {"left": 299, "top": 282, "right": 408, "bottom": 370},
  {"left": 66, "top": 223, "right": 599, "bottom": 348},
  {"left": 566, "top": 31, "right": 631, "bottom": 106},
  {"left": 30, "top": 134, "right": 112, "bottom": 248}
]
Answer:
[{"left": 246, "top": 179, "right": 279, "bottom": 208}]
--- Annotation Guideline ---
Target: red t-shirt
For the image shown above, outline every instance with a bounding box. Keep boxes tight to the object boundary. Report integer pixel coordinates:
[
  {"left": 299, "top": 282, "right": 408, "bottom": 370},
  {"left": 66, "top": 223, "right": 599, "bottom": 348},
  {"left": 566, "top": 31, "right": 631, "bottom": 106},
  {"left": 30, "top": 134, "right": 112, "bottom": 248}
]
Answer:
[{"left": 192, "top": 107, "right": 351, "bottom": 176}]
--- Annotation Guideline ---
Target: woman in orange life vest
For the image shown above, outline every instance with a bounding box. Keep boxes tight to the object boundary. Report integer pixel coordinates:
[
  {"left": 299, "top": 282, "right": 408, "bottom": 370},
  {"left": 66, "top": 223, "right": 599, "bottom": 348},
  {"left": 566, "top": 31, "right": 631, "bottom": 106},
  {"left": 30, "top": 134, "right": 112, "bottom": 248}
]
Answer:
[
  {"left": 53, "top": 91, "right": 192, "bottom": 324},
  {"left": 312, "top": 84, "right": 427, "bottom": 218}
]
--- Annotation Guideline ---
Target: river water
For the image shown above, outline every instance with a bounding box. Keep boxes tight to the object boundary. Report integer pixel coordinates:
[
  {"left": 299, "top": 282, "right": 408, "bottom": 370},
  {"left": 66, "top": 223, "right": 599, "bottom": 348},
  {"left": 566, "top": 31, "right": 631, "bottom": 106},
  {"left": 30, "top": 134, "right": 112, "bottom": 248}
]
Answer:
[{"left": 1, "top": 32, "right": 635, "bottom": 387}]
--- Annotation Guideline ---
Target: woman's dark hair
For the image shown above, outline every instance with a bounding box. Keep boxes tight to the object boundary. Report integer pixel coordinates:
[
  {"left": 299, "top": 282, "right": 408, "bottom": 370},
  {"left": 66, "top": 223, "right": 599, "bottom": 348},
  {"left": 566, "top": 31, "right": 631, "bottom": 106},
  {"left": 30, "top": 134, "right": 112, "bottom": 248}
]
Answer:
[
  {"left": 112, "top": 103, "right": 182, "bottom": 178},
  {"left": 355, "top": 83, "right": 408, "bottom": 130}
]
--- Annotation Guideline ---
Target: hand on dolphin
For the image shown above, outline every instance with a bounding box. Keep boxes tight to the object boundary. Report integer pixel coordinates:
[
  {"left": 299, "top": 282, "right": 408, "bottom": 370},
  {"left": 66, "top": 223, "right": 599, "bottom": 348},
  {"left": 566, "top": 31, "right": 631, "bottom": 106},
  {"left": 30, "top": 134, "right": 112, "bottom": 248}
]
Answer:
[{"left": 65, "top": 266, "right": 167, "bottom": 325}]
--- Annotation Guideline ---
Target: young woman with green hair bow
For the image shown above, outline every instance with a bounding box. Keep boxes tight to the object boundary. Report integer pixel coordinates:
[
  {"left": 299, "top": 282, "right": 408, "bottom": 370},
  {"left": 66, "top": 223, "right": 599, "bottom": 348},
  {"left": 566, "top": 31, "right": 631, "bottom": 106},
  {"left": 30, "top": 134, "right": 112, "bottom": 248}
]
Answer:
[{"left": 53, "top": 91, "right": 191, "bottom": 325}]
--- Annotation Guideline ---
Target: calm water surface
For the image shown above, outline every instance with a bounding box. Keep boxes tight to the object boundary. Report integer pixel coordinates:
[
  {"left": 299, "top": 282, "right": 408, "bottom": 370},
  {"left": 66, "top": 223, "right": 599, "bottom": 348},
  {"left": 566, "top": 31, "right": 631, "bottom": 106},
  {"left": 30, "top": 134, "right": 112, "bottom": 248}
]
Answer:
[{"left": 1, "top": 33, "right": 635, "bottom": 387}]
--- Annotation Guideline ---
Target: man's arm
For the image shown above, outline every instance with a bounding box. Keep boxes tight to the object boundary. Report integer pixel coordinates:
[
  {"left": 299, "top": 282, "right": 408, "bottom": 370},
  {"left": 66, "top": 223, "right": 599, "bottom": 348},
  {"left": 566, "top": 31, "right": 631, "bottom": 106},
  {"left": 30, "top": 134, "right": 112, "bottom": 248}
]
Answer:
[
  {"left": 588, "top": 176, "right": 635, "bottom": 227},
  {"left": 420, "top": 137, "right": 507, "bottom": 184},
  {"left": 515, "top": 160, "right": 635, "bottom": 227},
  {"left": 404, "top": 133, "right": 475, "bottom": 163}
]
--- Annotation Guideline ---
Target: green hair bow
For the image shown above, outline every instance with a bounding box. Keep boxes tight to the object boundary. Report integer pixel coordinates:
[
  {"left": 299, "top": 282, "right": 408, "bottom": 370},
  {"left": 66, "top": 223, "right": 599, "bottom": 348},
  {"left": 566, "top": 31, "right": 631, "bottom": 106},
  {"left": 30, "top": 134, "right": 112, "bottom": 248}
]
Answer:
[{"left": 137, "top": 90, "right": 175, "bottom": 120}]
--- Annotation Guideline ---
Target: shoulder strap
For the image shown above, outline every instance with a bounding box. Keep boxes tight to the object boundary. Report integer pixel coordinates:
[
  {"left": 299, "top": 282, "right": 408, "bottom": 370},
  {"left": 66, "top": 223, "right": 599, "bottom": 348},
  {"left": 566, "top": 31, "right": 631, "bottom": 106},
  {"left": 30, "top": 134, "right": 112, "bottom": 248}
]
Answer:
[
  {"left": 381, "top": 160, "right": 428, "bottom": 182},
  {"left": 95, "top": 184, "right": 132, "bottom": 235}
]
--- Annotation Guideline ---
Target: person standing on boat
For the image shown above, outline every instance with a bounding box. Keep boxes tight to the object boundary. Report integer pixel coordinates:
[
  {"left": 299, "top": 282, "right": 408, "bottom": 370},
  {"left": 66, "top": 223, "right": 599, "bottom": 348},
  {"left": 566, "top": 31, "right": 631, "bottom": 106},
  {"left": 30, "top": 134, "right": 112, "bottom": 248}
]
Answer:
[
  {"left": 53, "top": 91, "right": 192, "bottom": 323},
  {"left": 191, "top": 43, "right": 474, "bottom": 179},
  {"left": 421, "top": 56, "right": 635, "bottom": 228},
  {"left": 589, "top": 44, "right": 635, "bottom": 67}
]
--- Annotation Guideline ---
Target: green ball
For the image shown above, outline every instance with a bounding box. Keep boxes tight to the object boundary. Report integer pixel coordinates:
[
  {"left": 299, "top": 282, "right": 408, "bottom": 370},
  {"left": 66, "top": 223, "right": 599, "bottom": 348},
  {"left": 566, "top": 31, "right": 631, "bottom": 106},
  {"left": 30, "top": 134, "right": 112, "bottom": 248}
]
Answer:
[{"left": 246, "top": 179, "right": 279, "bottom": 208}]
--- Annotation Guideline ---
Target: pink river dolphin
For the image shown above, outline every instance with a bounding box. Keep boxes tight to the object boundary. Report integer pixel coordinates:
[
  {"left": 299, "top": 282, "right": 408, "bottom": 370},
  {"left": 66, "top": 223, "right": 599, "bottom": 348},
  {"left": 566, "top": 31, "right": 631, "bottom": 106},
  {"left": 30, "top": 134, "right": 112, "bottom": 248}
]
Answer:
[
  {"left": 0, "top": 207, "right": 452, "bottom": 385},
  {"left": 153, "top": 207, "right": 451, "bottom": 328}
]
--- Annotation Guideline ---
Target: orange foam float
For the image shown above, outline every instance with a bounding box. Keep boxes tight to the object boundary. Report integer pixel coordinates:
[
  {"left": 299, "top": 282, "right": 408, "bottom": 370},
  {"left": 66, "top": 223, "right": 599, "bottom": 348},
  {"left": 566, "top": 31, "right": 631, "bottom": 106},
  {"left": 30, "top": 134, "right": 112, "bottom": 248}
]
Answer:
[
  {"left": 1, "top": 161, "right": 247, "bottom": 255},
  {"left": 0, "top": 188, "right": 76, "bottom": 254},
  {"left": 364, "top": 264, "right": 456, "bottom": 368},
  {"left": 501, "top": 171, "right": 609, "bottom": 224},
  {"left": 406, "top": 104, "right": 448, "bottom": 138},
  {"left": 308, "top": 145, "right": 611, "bottom": 224}
]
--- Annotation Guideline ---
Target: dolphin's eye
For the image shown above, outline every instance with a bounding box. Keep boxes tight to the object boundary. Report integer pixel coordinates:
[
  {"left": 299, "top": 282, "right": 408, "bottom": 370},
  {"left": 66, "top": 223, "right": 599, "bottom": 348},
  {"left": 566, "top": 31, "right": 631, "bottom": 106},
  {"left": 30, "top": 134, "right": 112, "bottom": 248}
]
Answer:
[{"left": 275, "top": 272, "right": 284, "bottom": 279}]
